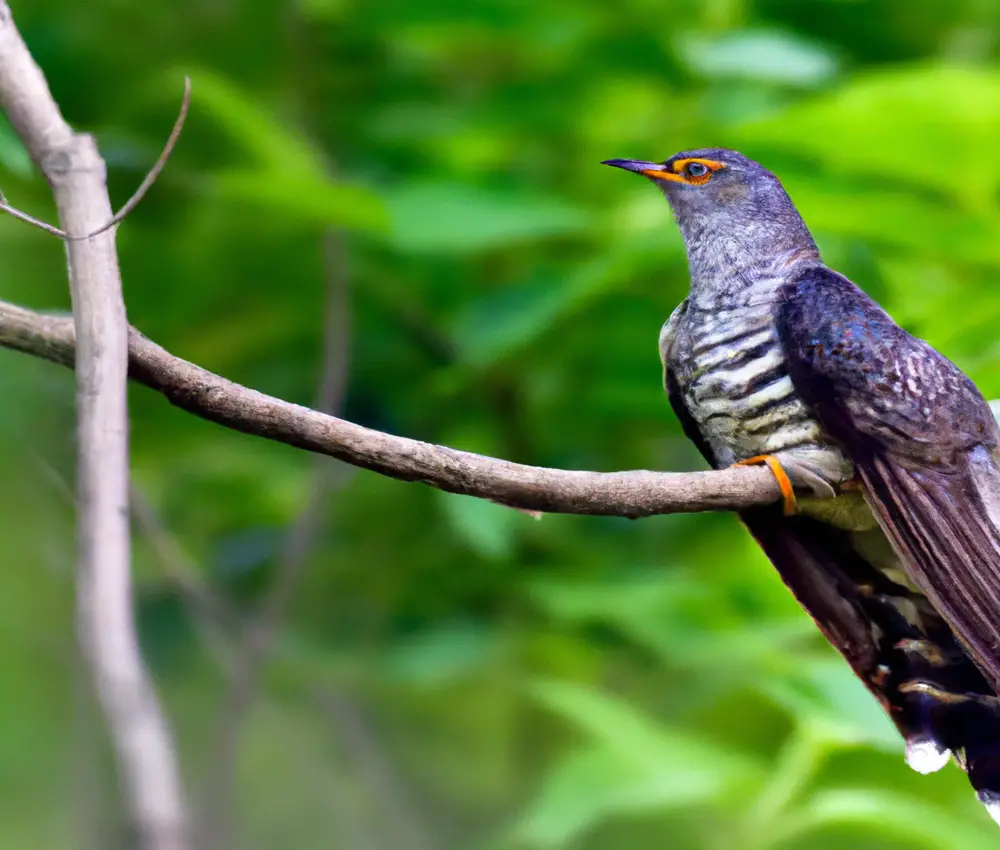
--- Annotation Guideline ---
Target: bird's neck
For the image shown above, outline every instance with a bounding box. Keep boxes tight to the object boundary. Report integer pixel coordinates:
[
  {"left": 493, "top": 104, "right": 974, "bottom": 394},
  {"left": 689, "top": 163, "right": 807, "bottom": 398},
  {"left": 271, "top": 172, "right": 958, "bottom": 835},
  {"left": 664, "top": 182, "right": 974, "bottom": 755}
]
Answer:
[{"left": 680, "top": 214, "right": 820, "bottom": 308}]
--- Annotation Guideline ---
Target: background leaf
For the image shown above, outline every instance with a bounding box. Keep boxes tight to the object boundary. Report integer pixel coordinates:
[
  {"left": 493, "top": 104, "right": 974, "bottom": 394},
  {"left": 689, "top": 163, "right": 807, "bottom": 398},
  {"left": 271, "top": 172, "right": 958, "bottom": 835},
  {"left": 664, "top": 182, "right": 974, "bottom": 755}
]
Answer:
[
  {"left": 384, "top": 182, "right": 592, "bottom": 253},
  {"left": 774, "top": 790, "right": 997, "bottom": 850},
  {"left": 678, "top": 29, "right": 839, "bottom": 87}
]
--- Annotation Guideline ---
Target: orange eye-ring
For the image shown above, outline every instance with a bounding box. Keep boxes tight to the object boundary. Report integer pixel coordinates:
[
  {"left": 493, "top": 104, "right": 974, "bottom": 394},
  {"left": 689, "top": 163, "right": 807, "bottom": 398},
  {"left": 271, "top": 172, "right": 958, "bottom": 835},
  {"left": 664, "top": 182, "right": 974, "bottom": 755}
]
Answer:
[{"left": 665, "top": 157, "right": 726, "bottom": 185}]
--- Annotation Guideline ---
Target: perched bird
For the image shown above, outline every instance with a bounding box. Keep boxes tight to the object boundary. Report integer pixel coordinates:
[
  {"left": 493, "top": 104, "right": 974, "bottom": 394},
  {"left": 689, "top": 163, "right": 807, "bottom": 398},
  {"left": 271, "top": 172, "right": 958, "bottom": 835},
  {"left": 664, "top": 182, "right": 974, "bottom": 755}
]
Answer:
[{"left": 604, "top": 149, "right": 1000, "bottom": 822}]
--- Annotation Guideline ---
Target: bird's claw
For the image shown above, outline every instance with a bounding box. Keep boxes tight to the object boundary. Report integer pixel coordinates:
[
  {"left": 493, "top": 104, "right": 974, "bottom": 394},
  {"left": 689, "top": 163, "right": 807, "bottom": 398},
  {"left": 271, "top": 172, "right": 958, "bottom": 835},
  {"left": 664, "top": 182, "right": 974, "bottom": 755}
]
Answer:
[{"left": 733, "top": 454, "right": 798, "bottom": 516}]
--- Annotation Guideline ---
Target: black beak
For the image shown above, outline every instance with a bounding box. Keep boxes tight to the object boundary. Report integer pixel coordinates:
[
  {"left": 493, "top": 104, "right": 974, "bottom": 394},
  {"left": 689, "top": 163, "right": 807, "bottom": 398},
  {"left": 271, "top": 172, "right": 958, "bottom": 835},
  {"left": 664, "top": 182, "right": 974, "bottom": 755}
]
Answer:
[{"left": 601, "top": 158, "right": 665, "bottom": 174}]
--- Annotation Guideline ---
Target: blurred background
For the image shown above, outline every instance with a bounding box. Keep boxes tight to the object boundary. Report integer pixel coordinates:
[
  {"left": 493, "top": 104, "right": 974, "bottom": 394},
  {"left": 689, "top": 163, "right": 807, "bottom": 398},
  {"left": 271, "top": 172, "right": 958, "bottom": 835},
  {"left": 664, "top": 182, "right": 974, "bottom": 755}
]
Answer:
[{"left": 3, "top": 0, "right": 1000, "bottom": 848}]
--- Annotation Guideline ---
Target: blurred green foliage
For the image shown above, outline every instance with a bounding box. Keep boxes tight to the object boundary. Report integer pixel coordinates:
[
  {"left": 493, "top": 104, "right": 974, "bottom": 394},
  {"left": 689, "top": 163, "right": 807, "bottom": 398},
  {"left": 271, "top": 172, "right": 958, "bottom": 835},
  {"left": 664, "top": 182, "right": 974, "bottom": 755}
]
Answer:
[{"left": 3, "top": 1, "right": 1000, "bottom": 848}]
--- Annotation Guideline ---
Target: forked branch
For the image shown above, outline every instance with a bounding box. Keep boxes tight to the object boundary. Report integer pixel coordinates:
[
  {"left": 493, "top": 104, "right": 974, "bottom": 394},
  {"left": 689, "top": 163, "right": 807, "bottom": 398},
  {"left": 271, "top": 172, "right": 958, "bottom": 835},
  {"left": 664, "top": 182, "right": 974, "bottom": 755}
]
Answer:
[{"left": 0, "top": 6, "right": 188, "bottom": 850}]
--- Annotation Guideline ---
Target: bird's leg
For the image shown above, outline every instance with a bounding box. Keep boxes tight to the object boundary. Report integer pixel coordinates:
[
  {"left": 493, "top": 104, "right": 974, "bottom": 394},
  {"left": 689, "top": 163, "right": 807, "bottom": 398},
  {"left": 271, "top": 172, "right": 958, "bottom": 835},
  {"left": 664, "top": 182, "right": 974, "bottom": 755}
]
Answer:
[{"left": 733, "top": 455, "right": 798, "bottom": 516}]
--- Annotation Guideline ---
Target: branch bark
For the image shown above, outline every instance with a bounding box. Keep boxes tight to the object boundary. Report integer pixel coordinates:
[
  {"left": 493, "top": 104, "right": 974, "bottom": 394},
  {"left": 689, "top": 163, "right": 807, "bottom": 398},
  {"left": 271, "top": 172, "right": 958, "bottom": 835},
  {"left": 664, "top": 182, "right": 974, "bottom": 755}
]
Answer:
[
  {"left": 0, "top": 7, "right": 188, "bottom": 850},
  {"left": 0, "top": 297, "right": 781, "bottom": 515}
]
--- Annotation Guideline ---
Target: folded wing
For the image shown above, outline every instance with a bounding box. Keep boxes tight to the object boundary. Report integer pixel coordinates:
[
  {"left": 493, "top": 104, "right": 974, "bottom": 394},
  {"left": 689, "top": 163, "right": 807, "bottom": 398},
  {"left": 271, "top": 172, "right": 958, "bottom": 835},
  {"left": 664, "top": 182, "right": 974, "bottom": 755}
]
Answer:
[{"left": 775, "top": 265, "right": 1000, "bottom": 812}]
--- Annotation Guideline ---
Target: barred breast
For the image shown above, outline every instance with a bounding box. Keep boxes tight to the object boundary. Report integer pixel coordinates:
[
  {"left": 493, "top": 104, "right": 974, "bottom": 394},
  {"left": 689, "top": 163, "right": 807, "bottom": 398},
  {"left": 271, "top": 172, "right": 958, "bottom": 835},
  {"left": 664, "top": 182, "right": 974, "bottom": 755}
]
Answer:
[{"left": 665, "top": 282, "right": 848, "bottom": 472}]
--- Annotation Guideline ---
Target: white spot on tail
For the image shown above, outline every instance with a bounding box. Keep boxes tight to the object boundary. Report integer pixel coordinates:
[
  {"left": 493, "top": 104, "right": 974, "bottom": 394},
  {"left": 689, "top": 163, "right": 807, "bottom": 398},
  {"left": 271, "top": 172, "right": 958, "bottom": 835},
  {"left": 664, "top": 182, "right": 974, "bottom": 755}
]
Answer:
[
  {"left": 905, "top": 737, "right": 951, "bottom": 774},
  {"left": 978, "top": 790, "right": 1000, "bottom": 827}
]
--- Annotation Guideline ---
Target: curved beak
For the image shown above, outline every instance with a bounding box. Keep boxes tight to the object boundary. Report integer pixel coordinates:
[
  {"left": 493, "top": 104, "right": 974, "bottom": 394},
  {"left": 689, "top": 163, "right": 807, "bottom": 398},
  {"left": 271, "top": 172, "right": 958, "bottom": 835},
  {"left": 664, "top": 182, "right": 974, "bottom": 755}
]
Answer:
[{"left": 601, "top": 158, "right": 683, "bottom": 183}]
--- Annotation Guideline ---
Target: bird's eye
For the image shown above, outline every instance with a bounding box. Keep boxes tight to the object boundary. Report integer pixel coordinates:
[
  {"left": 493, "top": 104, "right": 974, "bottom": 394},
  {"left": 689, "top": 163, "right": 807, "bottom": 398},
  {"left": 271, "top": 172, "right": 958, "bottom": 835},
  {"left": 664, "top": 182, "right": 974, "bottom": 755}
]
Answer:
[{"left": 685, "top": 162, "right": 710, "bottom": 178}]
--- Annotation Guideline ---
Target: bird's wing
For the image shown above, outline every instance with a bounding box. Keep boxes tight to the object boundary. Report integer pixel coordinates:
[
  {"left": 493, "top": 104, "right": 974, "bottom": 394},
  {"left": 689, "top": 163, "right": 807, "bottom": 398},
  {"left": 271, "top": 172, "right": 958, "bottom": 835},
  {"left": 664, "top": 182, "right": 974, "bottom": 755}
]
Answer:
[
  {"left": 664, "top": 286, "right": 1000, "bottom": 808},
  {"left": 775, "top": 265, "right": 1000, "bottom": 691}
]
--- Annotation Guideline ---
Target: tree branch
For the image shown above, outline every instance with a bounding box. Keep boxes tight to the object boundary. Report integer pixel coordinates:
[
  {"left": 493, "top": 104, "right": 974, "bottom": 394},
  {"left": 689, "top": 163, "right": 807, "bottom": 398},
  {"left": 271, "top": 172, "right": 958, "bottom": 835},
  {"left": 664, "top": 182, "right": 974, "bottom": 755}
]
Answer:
[
  {"left": 0, "top": 7, "right": 188, "bottom": 850},
  {"left": 0, "top": 297, "right": 781, "bottom": 515}
]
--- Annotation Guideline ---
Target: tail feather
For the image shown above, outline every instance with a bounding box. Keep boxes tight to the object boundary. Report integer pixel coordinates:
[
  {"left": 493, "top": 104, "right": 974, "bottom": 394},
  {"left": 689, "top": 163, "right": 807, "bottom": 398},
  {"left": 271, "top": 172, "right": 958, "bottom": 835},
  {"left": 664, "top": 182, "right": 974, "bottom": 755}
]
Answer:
[
  {"left": 862, "top": 450, "right": 1000, "bottom": 692},
  {"left": 923, "top": 687, "right": 1000, "bottom": 824},
  {"left": 742, "top": 503, "right": 1000, "bottom": 822},
  {"left": 856, "top": 446, "right": 1000, "bottom": 821}
]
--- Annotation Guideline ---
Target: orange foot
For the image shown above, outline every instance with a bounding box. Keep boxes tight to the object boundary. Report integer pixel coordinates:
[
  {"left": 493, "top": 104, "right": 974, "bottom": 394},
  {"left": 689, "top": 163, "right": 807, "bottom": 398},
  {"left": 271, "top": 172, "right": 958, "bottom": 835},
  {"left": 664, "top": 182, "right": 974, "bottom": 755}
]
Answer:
[{"left": 733, "top": 455, "right": 797, "bottom": 517}]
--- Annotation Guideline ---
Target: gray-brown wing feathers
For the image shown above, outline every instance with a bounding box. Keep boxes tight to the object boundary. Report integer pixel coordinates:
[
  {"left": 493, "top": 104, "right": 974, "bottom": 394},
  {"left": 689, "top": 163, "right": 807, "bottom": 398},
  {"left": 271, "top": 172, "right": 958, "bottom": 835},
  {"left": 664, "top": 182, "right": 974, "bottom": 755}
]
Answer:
[
  {"left": 775, "top": 266, "right": 1000, "bottom": 687},
  {"left": 775, "top": 266, "right": 1000, "bottom": 809},
  {"left": 861, "top": 450, "right": 1000, "bottom": 689},
  {"left": 663, "top": 326, "right": 1000, "bottom": 802}
]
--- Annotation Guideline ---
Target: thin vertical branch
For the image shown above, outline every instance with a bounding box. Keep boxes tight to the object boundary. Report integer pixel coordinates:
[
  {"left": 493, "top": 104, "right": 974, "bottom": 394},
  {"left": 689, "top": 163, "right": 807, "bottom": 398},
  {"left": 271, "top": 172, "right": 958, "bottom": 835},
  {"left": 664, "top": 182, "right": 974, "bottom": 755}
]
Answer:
[
  {"left": 313, "top": 687, "right": 434, "bottom": 850},
  {"left": 0, "top": 7, "right": 188, "bottom": 850},
  {"left": 130, "top": 486, "right": 242, "bottom": 675},
  {"left": 196, "top": 231, "right": 354, "bottom": 850}
]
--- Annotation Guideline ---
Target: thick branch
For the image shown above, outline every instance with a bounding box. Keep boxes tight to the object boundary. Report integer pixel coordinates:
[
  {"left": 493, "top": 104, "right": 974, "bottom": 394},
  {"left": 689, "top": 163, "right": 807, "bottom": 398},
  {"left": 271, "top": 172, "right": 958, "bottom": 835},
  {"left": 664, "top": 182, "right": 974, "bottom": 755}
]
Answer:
[
  {"left": 0, "top": 8, "right": 187, "bottom": 850},
  {"left": 0, "top": 298, "right": 781, "bottom": 515}
]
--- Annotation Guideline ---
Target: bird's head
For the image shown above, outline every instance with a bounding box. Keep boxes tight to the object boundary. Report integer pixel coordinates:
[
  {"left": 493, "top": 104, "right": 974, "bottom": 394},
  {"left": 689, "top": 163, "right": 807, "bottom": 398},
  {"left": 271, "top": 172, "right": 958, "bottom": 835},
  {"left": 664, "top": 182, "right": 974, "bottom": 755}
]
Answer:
[
  {"left": 602, "top": 147, "right": 795, "bottom": 224},
  {"left": 603, "top": 148, "right": 818, "bottom": 279}
]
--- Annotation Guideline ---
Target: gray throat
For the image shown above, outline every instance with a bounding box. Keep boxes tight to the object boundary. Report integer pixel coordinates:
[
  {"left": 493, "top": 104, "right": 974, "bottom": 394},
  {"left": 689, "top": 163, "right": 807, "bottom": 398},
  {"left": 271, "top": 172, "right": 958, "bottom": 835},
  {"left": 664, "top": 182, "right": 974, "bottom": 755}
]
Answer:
[
  {"left": 677, "top": 212, "right": 820, "bottom": 306},
  {"left": 664, "top": 200, "right": 847, "bottom": 483}
]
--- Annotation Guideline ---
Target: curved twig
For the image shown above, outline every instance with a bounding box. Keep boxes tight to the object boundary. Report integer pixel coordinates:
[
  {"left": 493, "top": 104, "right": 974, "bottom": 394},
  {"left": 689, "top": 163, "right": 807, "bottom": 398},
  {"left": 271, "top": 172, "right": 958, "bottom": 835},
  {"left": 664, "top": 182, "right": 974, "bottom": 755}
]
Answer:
[
  {"left": 0, "top": 75, "right": 192, "bottom": 242},
  {"left": 0, "top": 192, "right": 69, "bottom": 237},
  {"left": 74, "top": 76, "right": 192, "bottom": 240}
]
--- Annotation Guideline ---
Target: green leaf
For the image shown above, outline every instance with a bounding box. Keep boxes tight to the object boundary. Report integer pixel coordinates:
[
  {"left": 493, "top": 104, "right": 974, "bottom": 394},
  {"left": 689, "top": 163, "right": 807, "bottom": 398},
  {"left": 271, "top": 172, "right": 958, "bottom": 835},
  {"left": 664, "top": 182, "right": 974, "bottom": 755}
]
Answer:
[
  {"left": 772, "top": 790, "right": 997, "bottom": 849},
  {"left": 0, "top": 115, "right": 31, "bottom": 178},
  {"left": 451, "top": 274, "right": 582, "bottom": 367},
  {"left": 528, "top": 570, "right": 815, "bottom": 671},
  {"left": 298, "top": 0, "right": 350, "bottom": 21},
  {"left": 521, "top": 681, "right": 764, "bottom": 846},
  {"left": 756, "top": 659, "right": 901, "bottom": 751},
  {"left": 180, "top": 71, "right": 387, "bottom": 232},
  {"left": 529, "top": 679, "right": 763, "bottom": 780},
  {"left": 383, "top": 622, "right": 505, "bottom": 685},
  {"left": 740, "top": 66, "right": 1000, "bottom": 206},
  {"left": 516, "top": 745, "right": 718, "bottom": 848},
  {"left": 679, "top": 29, "right": 839, "bottom": 87},
  {"left": 528, "top": 572, "right": 696, "bottom": 623},
  {"left": 450, "top": 256, "right": 620, "bottom": 366},
  {"left": 384, "top": 182, "right": 592, "bottom": 253},
  {"left": 184, "top": 70, "right": 325, "bottom": 176},
  {"left": 209, "top": 170, "right": 387, "bottom": 232},
  {"left": 742, "top": 726, "right": 831, "bottom": 838},
  {"left": 436, "top": 491, "right": 522, "bottom": 560},
  {"left": 787, "top": 181, "right": 1000, "bottom": 268}
]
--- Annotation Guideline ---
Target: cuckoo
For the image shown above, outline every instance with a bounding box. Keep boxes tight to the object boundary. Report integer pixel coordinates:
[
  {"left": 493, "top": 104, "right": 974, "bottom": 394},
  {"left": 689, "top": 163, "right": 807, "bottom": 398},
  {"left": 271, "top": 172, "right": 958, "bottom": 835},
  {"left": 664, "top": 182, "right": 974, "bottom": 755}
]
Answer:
[{"left": 604, "top": 148, "right": 1000, "bottom": 822}]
